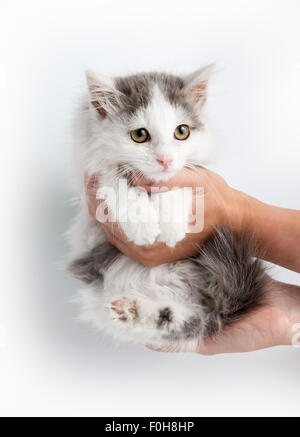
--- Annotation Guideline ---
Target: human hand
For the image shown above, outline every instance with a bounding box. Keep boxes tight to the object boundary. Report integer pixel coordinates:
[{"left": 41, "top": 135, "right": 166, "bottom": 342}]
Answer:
[
  {"left": 85, "top": 167, "right": 245, "bottom": 266},
  {"left": 85, "top": 169, "right": 300, "bottom": 354},
  {"left": 146, "top": 281, "right": 300, "bottom": 354}
]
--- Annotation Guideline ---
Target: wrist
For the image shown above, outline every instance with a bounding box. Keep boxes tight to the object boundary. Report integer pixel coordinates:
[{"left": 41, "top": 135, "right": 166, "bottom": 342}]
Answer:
[{"left": 223, "top": 187, "right": 256, "bottom": 236}]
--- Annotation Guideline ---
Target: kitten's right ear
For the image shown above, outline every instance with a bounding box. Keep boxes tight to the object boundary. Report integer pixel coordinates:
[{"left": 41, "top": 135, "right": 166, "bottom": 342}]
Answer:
[{"left": 86, "top": 70, "right": 120, "bottom": 117}]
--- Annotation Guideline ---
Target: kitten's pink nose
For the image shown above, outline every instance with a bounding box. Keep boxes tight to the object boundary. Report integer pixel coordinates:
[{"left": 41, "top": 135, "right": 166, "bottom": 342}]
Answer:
[{"left": 157, "top": 155, "right": 173, "bottom": 170}]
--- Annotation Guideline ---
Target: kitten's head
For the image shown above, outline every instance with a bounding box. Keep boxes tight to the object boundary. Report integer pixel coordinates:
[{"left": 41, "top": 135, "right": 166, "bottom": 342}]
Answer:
[{"left": 85, "top": 66, "right": 216, "bottom": 182}]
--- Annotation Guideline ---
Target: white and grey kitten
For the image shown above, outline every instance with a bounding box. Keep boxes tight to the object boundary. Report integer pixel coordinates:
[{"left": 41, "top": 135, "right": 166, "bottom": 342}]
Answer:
[{"left": 68, "top": 66, "right": 267, "bottom": 348}]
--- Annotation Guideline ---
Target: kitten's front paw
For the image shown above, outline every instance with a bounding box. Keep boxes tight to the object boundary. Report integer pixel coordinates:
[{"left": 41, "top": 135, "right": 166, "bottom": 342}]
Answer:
[
  {"left": 121, "top": 215, "right": 160, "bottom": 246},
  {"left": 158, "top": 222, "right": 187, "bottom": 248},
  {"left": 121, "top": 221, "right": 160, "bottom": 246},
  {"left": 119, "top": 193, "right": 160, "bottom": 245},
  {"left": 157, "top": 188, "right": 190, "bottom": 247}
]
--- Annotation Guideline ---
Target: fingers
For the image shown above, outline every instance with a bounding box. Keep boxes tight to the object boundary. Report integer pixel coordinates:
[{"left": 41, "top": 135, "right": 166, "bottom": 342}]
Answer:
[
  {"left": 145, "top": 344, "right": 183, "bottom": 353},
  {"left": 102, "top": 225, "right": 170, "bottom": 266},
  {"left": 145, "top": 337, "right": 222, "bottom": 355},
  {"left": 145, "top": 341, "right": 204, "bottom": 354},
  {"left": 101, "top": 220, "right": 127, "bottom": 242},
  {"left": 85, "top": 173, "right": 98, "bottom": 196},
  {"left": 103, "top": 228, "right": 133, "bottom": 257},
  {"left": 85, "top": 174, "right": 100, "bottom": 219}
]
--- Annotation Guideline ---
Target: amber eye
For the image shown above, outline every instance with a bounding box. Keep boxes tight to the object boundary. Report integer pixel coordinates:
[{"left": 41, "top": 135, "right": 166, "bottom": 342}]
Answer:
[
  {"left": 130, "top": 128, "right": 150, "bottom": 143},
  {"left": 174, "top": 124, "right": 190, "bottom": 140}
]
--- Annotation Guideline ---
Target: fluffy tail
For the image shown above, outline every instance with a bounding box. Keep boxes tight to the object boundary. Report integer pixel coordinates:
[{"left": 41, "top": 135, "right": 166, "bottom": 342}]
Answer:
[{"left": 190, "top": 226, "right": 269, "bottom": 337}]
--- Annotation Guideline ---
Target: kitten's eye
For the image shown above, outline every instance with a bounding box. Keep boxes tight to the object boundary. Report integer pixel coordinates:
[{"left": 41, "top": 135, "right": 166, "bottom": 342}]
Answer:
[
  {"left": 174, "top": 124, "right": 190, "bottom": 140},
  {"left": 130, "top": 128, "right": 150, "bottom": 143}
]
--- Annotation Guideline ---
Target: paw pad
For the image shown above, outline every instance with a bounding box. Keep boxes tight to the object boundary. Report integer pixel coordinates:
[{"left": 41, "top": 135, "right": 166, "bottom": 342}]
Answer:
[{"left": 110, "top": 297, "right": 138, "bottom": 322}]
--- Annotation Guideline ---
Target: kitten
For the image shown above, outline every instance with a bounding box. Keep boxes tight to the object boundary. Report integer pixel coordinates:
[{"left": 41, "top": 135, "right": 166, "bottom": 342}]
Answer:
[{"left": 67, "top": 66, "right": 268, "bottom": 348}]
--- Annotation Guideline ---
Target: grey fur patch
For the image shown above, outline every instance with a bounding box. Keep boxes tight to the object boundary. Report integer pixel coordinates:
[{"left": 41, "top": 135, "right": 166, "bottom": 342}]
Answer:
[
  {"left": 115, "top": 73, "right": 201, "bottom": 127},
  {"left": 194, "top": 226, "right": 268, "bottom": 336},
  {"left": 69, "top": 242, "right": 120, "bottom": 284},
  {"left": 157, "top": 307, "right": 173, "bottom": 328},
  {"left": 163, "top": 226, "right": 269, "bottom": 341}
]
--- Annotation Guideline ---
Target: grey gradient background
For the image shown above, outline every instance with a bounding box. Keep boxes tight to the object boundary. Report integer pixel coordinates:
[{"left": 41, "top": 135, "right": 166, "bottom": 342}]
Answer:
[{"left": 1, "top": 0, "right": 300, "bottom": 416}]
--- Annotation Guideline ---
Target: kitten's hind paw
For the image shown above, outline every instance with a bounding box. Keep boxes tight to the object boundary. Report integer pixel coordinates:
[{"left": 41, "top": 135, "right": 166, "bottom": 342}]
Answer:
[{"left": 109, "top": 297, "right": 138, "bottom": 323}]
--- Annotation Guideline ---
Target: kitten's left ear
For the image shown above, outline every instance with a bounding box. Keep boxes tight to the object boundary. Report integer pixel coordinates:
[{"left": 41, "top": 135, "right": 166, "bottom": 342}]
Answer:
[
  {"left": 183, "top": 64, "right": 215, "bottom": 108},
  {"left": 86, "top": 70, "right": 121, "bottom": 117}
]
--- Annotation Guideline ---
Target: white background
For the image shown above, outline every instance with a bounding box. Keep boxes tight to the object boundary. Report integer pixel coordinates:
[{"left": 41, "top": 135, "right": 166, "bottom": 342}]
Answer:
[{"left": 1, "top": 0, "right": 300, "bottom": 417}]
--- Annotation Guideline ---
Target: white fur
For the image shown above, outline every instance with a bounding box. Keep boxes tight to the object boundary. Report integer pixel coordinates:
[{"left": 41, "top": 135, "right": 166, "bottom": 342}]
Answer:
[{"left": 68, "top": 70, "right": 216, "bottom": 347}]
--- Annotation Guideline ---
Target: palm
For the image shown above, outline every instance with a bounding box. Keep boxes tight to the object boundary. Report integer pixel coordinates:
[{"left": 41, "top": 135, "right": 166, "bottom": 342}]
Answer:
[
  {"left": 199, "top": 298, "right": 288, "bottom": 354},
  {"left": 147, "top": 284, "right": 299, "bottom": 354}
]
